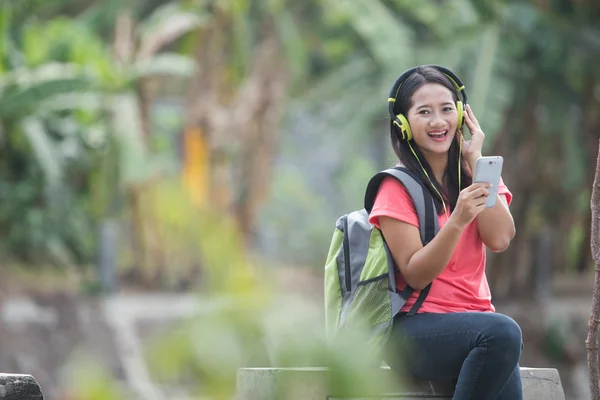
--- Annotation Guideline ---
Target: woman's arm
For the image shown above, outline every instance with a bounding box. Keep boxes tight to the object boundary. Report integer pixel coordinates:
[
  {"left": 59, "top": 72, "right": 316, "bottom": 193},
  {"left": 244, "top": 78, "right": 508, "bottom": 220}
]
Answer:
[
  {"left": 462, "top": 104, "right": 516, "bottom": 252},
  {"left": 465, "top": 151, "right": 515, "bottom": 252},
  {"left": 475, "top": 193, "right": 515, "bottom": 252},
  {"left": 467, "top": 153, "right": 515, "bottom": 253},
  {"left": 380, "top": 216, "right": 463, "bottom": 291},
  {"left": 380, "top": 183, "right": 490, "bottom": 290}
]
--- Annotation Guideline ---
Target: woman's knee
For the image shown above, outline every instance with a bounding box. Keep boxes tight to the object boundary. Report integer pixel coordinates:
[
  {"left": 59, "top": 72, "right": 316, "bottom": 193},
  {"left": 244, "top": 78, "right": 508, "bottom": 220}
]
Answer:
[{"left": 484, "top": 314, "right": 523, "bottom": 361}]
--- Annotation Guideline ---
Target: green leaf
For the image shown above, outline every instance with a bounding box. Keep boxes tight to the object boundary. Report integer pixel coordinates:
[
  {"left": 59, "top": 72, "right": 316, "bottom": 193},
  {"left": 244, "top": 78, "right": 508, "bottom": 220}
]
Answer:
[
  {"left": 21, "top": 21, "right": 53, "bottom": 66},
  {"left": 39, "top": 92, "right": 105, "bottom": 113},
  {"left": 110, "top": 94, "right": 149, "bottom": 185},
  {"left": 274, "top": 8, "right": 308, "bottom": 87},
  {"left": 321, "top": 0, "right": 414, "bottom": 69},
  {"left": 131, "top": 53, "right": 195, "bottom": 79},
  {"left": 300, "top": 56, "right": 376, "bottom": 102},
  {"left": 137, "top": 2, "right": 207, "bottom": 61},
  {"left": 0, "top": 3, "right": 11, "bottom": 74},
  {"left": 79, "top": 0, "right": 125, "bottom": 31},
  {"left": 470, "top": 24, "right": 500, "bottom": 114},
  {"left": 20, "top": 117, "right": 63, "bottom": 191},
  {"left": 230, "top": 0, "right": 253, "bottom": 79},
  {"left": 0, "top": 63, "right": 93, "bottom": 119}
]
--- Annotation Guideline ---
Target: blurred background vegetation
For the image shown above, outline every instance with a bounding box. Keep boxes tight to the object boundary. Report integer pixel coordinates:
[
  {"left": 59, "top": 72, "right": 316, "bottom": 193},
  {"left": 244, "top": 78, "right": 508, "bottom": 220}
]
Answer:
[{"left": 0, "top": 0, "right": 599, "bottom": 399}]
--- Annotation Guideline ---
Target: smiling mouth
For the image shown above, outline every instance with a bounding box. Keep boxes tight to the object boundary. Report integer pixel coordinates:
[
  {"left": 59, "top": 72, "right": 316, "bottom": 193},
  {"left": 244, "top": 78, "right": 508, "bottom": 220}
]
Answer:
[{"left": 428, "top": 130, "right": 448, "bottom": 139}]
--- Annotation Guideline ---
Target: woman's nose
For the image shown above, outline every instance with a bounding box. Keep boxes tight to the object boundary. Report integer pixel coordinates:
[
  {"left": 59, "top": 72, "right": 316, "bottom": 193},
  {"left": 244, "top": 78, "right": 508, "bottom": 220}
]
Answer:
[{"left": 429, "top": 113, "right": 445, "bottom": 127}]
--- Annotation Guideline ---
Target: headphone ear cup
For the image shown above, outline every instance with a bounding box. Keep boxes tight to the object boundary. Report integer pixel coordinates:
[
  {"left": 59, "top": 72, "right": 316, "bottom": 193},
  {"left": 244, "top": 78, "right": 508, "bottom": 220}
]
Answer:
[
  {"left": 395, "top": 114, "right": 413, "bottom": 141},
  {"left": 392, "top": 119, "right": 405, "bottom": 140},
  {"left": 456, "top": 101, "right": 464, "bottom": 129}
]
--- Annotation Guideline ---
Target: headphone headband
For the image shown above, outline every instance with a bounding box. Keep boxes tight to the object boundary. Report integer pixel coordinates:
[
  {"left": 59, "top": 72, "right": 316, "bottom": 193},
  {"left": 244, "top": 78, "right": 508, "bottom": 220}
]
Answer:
[
  {"left": 387, "top": 65, "right": 467, "bottom": 118},
  {"left": 387, "top": 65, "right": 468, "bottom": 208}
]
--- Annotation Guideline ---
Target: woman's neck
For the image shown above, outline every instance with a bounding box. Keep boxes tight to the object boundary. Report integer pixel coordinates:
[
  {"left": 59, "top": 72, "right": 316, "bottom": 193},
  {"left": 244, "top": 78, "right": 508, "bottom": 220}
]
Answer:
[{"left": 423, "top": 153, "right": 448, "bottom": 185}]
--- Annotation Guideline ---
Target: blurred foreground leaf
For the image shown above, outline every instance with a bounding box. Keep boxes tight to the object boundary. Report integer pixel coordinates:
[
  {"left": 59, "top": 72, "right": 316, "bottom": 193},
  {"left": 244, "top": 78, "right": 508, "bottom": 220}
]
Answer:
[{"left": 65, "top": 180, "right": 397, "bottom": 399}]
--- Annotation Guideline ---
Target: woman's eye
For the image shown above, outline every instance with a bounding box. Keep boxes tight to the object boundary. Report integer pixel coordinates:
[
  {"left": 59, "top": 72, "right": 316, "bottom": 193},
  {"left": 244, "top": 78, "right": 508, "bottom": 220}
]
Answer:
[
  {"left": 419, "top": 110, "right": 429, "bottom": 115},
  {"left": 443, "top": 107, "right": 453, "bottom": 112}
]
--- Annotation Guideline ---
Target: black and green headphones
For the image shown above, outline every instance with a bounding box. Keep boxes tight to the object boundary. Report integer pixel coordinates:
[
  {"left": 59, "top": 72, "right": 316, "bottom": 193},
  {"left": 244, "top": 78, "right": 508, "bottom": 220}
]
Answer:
[
  {"left": 388, "top": 65, "right": 468, "bottom": 141},
  {"left": 387, "top": 65, "right": 469, "bottom": 214}
]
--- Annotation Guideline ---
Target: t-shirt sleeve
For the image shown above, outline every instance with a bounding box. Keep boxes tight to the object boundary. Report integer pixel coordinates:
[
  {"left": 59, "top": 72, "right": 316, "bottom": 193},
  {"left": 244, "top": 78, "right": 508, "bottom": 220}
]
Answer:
[
  {"left": 498, "top": 177, "right": 512, "bottom": 206},
  {"left": 368, "top": 177, "right": 419, "bottom": 229}
]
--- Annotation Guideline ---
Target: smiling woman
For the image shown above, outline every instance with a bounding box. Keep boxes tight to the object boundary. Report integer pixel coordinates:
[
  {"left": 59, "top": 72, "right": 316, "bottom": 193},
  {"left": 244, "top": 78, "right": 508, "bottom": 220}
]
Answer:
[
  {"left": 406, "top": 83, "right": 459, "bottom": 162},
  {"left": 370, "top": 65, "right": 520, "bottom": 400}
]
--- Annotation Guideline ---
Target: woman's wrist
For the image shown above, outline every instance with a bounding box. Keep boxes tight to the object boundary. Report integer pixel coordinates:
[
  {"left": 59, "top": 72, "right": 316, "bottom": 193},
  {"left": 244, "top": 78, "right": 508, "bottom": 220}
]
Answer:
[
  {"left": 465, "top": 152, "right": 482, "bottom": 173},
  {"left": 446, "top": 213, "right": 468, "bottom": 232}
]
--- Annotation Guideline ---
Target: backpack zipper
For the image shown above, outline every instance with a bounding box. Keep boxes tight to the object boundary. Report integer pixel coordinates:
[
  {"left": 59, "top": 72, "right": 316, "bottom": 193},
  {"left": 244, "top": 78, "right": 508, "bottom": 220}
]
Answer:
[{"left": 342, "top": 215, "right": 351, "bottom": 292}]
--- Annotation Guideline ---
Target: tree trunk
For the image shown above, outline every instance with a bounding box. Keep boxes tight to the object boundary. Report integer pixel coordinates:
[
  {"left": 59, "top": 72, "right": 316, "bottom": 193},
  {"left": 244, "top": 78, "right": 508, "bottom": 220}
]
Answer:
[
  {"left": 113, "top": 12, "right": 134, "bottom": 66},
  {"left": 232, "top": 35, "right": 287, "bottom": 243},
  {"left": 113, "top": 10, "right": 149, "bottom": 273},
  {"left": 183, "top": 11, "right": 230, "bottom": 211},
  {"left": 183, "top": 15, "right": 288, "bottom": 244},
  {"left": 136, "top": 78, "right": 152, "bottom": 143},
  {"left": 586, "top": 138, "right": 600, "bottom": 399}
]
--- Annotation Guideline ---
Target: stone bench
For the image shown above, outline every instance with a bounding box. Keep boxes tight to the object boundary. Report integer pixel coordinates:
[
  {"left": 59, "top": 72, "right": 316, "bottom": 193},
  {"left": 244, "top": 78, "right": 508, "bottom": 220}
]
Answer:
[
  {"left": 0, "top": 374, "right": 43, "bottom": 399},
  {"left": 236, "top": 366, "right": 564, "bottom": 400}
]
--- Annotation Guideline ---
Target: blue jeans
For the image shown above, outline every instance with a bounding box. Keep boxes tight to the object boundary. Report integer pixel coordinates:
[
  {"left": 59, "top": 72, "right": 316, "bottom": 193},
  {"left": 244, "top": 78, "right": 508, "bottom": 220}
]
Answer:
[{"left": 384, "top": 312, "right": 523, "bottom": 400}]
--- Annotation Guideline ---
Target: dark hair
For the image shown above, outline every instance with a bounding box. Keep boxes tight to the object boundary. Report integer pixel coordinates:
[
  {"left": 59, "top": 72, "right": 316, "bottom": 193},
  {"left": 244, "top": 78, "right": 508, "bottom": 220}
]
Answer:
[{"left": 390, "top": 66, "right": 472, "bottom": 214}]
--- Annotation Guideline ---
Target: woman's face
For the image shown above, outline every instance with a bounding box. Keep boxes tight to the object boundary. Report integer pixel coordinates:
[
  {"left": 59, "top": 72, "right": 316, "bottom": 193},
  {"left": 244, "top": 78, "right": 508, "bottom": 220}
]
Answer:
[{"left": 406, "top": 83, "right": 458, "bottom": 157}]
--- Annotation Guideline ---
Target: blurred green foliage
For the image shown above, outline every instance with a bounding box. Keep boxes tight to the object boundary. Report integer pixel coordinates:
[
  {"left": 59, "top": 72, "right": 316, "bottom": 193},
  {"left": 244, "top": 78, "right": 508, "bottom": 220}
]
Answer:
[
  {"left": 64, "top": 181, "right": 396, "bottom": 399},
  {"left": 2, "top": 0, "right": 599, "bottom": 281},
  {"left": 1, "top": 0, "right": 600, "bottom": 397}
]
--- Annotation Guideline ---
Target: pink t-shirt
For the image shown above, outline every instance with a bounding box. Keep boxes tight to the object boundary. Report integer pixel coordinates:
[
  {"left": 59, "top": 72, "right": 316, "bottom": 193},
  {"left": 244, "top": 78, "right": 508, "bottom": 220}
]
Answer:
[{"left": 368, "top": 177, "right": 512, "bottom": 314}]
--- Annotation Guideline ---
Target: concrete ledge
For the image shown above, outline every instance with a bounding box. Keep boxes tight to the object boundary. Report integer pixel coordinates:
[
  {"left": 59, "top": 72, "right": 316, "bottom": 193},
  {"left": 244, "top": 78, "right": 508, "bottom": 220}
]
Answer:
[
  {"left": 0, "top": 374, "right": 43, "bottom": 399},
  {"left": 236, "top": 366, "right": 564, "bottom": 400}
]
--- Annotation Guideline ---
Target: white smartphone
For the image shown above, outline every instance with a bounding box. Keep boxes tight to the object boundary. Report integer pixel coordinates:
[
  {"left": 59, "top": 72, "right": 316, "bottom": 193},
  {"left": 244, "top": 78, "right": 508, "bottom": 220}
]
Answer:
[{"left": 473, "top": 156, "right": 503, "bottom": 208}]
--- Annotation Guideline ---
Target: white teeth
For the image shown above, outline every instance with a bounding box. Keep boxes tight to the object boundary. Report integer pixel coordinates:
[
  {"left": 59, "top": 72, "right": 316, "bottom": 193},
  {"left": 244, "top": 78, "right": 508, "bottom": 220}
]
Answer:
[{"left": 428, "top": 131, "right": 447, "bottom": 137}]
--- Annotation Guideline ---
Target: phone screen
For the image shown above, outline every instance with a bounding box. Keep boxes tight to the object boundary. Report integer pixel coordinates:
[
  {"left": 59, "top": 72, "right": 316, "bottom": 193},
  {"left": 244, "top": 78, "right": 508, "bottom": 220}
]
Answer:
[{"left": 473, "top": 157, "right": 503, "bottom": 208}]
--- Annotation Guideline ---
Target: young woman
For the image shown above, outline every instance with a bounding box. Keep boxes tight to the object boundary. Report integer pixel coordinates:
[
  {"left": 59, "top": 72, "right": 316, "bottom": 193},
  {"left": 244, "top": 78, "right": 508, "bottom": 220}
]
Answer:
[{"left": 368, "top": 65, "right": 522, "bottom": 400}]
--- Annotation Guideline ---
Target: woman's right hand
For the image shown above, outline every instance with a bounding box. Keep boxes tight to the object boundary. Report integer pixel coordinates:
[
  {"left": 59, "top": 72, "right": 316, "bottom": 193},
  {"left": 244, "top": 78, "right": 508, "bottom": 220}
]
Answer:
[{"left": 449, "top": 182, "right": 491, "bottom": 229}]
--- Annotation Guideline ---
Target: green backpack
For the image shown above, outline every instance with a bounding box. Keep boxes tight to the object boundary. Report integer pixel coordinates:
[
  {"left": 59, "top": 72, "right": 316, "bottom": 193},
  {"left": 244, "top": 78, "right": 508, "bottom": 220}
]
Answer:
[{"left": 324, "top": 167, "right": 439, "bottom": 357}]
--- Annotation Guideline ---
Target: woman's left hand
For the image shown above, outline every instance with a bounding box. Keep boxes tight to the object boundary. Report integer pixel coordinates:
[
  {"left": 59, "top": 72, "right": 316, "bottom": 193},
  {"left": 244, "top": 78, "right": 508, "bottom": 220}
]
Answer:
[{"left": 461, "top": 104, "right": 485, "bottom": 164}]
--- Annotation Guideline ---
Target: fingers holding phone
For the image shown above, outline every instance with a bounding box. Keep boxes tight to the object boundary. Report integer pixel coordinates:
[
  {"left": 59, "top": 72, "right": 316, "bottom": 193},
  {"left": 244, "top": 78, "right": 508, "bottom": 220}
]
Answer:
[{"left": 451, "top": 182, "right": 491, "bottom": 228}]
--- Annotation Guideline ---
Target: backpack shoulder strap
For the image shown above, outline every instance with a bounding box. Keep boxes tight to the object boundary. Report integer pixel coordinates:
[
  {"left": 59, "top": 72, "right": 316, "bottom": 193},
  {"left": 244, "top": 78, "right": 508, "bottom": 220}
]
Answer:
[
  {"left": 364, "top": 167, "right": 439, "bottom": 245},
  {"left": 364, "top": 167, "right": 440, "bottom": 317}
]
